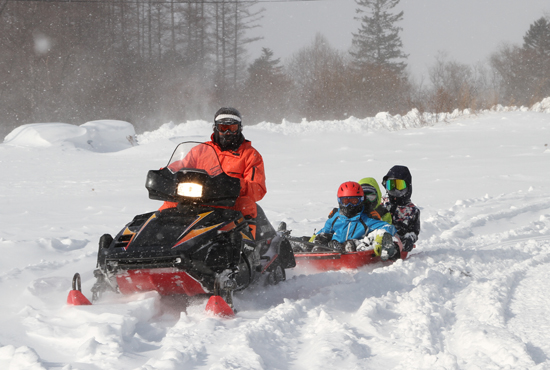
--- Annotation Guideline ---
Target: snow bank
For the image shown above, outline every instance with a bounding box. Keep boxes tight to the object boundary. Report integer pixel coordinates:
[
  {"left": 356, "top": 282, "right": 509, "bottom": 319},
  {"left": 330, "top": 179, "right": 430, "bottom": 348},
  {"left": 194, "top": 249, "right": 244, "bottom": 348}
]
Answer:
[
  {"left": 530, "top": 97, "right": 550, "bottom": 113},
  {"left": 138, "top": 97, "right": 550, "bottom": 142},
  {"left": 137, "top": 120, "right": 213, "bottom": 145},
  {"left": 3, "top": 120, "right": 136, "bottom": 152},
  {"left": 4, "top": 98, "right": 549, "bottom": 150},
  {"left": 137, "top": 108, "right": 476, "bottom": 143}
]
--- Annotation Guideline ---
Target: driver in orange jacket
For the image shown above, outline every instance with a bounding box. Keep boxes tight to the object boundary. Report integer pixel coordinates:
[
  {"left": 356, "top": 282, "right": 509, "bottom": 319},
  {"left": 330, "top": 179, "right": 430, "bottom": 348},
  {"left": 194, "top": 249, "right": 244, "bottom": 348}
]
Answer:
[{"left": 158, "top": 107, "right": 267, "bottom": 238}]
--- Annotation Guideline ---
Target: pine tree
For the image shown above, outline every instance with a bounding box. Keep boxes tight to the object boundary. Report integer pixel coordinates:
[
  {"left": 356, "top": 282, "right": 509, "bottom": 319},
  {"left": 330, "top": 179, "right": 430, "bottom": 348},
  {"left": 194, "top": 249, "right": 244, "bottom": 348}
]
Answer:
[
  {"left": 523, "top": 17, "right": 550, "bottom": 57},
  {"left": 351, "top": 0, "right": 408, "bottom": 73},
  {"left": 522, "top": 16, "right": 550, "bottom": 103},
  {"left": 247, "top": 48, "right": 284, "bottom": 83},
  {"left": 241, "top": 48, "right": 292, "bottom": 123}
]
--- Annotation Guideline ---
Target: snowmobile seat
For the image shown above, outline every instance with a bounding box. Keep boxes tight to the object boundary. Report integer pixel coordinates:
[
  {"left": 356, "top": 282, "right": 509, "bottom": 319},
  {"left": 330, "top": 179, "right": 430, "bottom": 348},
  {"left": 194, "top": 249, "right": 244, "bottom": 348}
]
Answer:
[{"left": 251, "top": 204, "right": 277, "bottom": 241}]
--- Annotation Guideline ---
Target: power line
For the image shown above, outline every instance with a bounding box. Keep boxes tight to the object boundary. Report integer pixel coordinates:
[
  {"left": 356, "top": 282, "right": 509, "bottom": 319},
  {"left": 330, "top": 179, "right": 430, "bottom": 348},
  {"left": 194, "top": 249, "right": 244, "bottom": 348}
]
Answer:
[{"left": 5, "top": 0, "right": 338, "bottom": 4}]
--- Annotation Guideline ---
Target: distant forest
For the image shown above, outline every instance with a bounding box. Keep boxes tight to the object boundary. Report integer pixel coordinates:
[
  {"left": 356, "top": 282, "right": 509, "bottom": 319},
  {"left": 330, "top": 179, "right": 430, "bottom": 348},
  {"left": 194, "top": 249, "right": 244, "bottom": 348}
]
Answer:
[{"left": 1, "top": 0, "right": 549, "bottom": 137}]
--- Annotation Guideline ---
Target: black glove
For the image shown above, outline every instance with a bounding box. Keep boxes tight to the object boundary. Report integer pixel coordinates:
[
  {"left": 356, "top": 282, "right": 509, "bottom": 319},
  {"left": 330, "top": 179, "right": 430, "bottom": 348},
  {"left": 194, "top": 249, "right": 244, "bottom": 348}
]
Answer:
[
  {"left": 344, "top": 240, "right": 357, "bottom": 252},
  {"left": 328, "top": 240, "right": 344, "bottom": 252},
  {"left": 315, "top": 233, "right": 332, "bottom": 245},
  {"left": 402, "top": 237, "right": 414, "bottom": 252}
]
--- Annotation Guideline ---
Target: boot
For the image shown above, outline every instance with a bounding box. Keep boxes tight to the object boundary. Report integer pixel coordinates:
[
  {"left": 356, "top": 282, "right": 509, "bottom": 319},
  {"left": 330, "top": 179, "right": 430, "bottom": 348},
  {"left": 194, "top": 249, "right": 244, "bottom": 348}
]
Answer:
[{"left": 380, "top": 233, "right": 398, "bottom": 261}]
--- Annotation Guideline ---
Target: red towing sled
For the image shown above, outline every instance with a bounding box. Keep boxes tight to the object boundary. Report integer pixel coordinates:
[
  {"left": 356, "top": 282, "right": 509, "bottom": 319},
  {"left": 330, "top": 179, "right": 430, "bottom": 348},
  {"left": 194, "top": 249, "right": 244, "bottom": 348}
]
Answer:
[{"left": 288, "top": 235, "right": 410, "bottom": 272}]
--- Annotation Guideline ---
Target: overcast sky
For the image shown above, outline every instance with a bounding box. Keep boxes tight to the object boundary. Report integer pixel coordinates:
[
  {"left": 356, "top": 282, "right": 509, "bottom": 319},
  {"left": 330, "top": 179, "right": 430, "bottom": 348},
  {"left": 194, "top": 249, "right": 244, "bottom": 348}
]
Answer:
[{"left": 249, "top": 0, "right": 550, "bottom": 80}]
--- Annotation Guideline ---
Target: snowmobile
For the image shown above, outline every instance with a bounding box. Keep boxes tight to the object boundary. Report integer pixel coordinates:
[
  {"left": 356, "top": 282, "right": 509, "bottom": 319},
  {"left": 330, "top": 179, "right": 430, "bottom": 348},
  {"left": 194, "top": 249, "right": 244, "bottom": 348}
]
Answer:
[
  {"left": 280, "top": 223, "right": 410, "bottom": 272},
  {"left": 67, "top": 142, "right": 296, "bottom": 316}
]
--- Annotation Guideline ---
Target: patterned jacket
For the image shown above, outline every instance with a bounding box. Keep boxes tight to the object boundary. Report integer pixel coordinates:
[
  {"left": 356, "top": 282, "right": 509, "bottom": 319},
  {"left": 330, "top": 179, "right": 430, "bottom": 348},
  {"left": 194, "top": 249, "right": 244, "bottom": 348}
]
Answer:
[{"left": 381, "top": 197, "right": 420, "bottom": 249}]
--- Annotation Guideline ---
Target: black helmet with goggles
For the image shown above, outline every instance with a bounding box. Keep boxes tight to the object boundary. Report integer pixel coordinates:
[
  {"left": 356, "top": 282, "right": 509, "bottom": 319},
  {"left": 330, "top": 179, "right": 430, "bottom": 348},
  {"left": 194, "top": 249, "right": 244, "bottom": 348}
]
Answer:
[{"left": 213, "top": 107, "right": 243, "bottom": 151}]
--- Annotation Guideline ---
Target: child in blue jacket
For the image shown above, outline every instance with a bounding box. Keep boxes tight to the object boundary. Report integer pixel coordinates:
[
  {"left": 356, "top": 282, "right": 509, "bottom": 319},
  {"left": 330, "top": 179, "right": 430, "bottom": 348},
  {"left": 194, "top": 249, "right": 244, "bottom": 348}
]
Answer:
[{"left": 314, "top": 181, "right": 397, "bottom": 259}]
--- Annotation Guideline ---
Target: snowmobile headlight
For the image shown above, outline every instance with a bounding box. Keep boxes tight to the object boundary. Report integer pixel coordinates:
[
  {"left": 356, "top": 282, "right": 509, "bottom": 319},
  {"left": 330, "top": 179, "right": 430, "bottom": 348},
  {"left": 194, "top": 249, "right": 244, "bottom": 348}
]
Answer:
[{"left": 177, "top": 182, "right": 203, "bottom": 197}]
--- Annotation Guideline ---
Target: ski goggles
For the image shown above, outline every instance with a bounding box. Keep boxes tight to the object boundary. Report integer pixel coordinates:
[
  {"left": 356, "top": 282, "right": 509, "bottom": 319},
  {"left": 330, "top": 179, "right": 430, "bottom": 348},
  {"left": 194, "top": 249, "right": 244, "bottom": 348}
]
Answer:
[
  {"left": 385, "top": 178, "right": 407, "bottom": 191},
  {"left": 365, "top": 193, "right": 377, "bottom": 202},
  {"left": 215, "top": 122, "right": 240, "bottom": 133},
  {"left": 338, "top": 196, "right": 364, "bottom": 206},
  {"left": 361, "top": 185, "right": 378, "bottom": 202}
]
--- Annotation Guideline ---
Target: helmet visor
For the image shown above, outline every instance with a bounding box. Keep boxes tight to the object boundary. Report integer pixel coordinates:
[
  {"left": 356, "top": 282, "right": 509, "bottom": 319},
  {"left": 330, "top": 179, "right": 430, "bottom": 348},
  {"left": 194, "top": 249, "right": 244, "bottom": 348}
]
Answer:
[
  {"left": 338, "top": 196, "right": 364, "bottom": 206},
  {"left": 385, "top": 178, "right": 407, "bottom": 191}
]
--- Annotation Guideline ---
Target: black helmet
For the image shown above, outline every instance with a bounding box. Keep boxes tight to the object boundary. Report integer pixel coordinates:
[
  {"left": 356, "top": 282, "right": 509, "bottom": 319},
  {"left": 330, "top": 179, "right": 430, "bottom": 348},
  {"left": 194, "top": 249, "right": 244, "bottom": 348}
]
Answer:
[
  {"left": 213, "top": 107, "right": 243, "bottom": 151},
  {"left": 382, "top": 165, "right": 413, "bottom": 205}
]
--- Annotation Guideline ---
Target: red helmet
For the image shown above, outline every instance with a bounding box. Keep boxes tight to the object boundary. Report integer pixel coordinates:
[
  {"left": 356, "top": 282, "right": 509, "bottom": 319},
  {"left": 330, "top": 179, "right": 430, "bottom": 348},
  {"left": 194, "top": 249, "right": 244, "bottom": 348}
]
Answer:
[
  {"left": 337, "top": 181, "right": 364, "bottom": 198},
  {"left": 337, "top": 181, "right": 364, "bottom": 218}
]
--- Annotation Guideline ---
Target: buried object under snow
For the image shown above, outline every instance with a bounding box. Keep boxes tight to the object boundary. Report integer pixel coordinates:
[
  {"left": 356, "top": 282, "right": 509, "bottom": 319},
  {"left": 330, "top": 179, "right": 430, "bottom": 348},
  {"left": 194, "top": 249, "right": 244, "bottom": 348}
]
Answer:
[{"left": 68, "top": 142, "right": 295, "bottom": 314}]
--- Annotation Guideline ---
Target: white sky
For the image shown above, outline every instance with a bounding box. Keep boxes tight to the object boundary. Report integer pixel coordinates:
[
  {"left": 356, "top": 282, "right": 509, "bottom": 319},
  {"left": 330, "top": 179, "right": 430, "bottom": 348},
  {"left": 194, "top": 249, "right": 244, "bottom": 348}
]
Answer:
[{"left": 250, "top": 0, "right": 550, "bottom": 79}]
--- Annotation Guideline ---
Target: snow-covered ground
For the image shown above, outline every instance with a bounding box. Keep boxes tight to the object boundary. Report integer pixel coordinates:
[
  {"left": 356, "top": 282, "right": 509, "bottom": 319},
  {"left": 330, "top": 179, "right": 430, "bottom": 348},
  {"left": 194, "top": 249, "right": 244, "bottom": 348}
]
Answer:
[{"left": 1, "top": 101, "right": 549, "bottom": 369}]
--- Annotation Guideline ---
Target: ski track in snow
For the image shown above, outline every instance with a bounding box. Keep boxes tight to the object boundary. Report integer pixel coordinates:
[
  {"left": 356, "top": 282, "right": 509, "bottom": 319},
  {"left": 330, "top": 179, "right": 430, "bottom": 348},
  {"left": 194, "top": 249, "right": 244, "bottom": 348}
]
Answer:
[{"left": 1, "top": 108, "right": 550, "bottom": 369}]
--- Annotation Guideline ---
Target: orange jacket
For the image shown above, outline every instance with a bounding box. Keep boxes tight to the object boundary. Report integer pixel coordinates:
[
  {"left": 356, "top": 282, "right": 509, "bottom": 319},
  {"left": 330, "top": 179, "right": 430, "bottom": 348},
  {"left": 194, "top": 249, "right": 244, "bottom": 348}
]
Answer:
[{"left": 159, "top": 137, "right": 267, "bottom": 219}]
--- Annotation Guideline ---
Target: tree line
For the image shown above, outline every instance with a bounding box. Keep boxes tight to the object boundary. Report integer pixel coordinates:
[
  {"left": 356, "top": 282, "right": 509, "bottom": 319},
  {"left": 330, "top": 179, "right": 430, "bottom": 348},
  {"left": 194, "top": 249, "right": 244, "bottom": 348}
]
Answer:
[{"left": 1, "top": 0, "right": 549, "bottom": 138}]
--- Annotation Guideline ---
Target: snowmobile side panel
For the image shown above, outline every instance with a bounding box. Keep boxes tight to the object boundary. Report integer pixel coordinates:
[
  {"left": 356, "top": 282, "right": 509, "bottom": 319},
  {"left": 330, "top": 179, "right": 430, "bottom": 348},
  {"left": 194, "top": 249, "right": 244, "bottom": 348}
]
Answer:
[{"left": 116, "top": 268, "right": 208, "bottom": 296}]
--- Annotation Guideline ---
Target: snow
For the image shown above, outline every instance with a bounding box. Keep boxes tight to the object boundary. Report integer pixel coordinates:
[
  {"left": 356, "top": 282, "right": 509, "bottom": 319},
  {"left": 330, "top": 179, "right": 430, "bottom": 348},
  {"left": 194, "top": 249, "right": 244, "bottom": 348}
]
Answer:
[
  {"left": 4, "top": 120, "right": 136, "bottom": 152},
  {"left": 0, "top": 103, "right": 549, "bottom": 369}
]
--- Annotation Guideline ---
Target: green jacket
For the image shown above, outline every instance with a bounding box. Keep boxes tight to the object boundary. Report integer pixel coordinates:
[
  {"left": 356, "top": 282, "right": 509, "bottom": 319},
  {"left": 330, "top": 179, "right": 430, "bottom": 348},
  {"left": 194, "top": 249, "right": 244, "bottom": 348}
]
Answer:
[{"left": 358, "top": 177, "right": 392, "bottom": 224}]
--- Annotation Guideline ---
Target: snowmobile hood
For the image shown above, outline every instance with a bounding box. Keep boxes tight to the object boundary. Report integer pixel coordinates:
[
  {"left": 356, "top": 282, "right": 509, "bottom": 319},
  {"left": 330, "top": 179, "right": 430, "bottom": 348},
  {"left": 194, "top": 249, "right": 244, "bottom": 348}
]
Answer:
[{"left": 358, "top": 177, "right": 383, "bottom": 205}]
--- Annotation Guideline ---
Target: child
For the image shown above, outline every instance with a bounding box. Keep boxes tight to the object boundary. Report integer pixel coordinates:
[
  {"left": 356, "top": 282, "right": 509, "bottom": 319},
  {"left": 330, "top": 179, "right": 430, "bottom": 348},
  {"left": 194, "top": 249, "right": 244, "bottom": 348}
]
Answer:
[
  {"left": 358, "top": 177, "right": 392, "bottom": 223},
  {"left": 381, "top": 165, "right": 421, "bottom": 257},
  {"left": 314, "top": 181, "right": 397, "bottom": 256}
]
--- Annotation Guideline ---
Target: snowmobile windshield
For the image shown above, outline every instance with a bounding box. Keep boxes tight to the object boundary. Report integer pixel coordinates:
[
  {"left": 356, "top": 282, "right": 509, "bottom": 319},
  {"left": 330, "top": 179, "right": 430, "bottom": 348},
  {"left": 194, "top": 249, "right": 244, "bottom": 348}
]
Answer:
[{"left": 166, "top": 142, "right": 223, "bottom": 177}]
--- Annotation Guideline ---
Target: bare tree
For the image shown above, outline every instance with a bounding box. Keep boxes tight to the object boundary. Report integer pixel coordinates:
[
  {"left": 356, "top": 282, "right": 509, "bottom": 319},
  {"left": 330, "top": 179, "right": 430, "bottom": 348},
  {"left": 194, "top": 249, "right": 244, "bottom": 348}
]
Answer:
[
  {"left": 287, "top": 34, "right": 348, "bottom": 120},
  {"left": 212, "top": 0, "right": 263, "bottom": 102}
]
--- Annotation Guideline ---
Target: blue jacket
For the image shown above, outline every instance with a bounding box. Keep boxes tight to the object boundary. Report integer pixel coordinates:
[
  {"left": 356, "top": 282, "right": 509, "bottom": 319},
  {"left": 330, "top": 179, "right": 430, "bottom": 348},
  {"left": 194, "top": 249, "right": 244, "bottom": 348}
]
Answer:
[{"left": 318, "top": 208, "right": 396, "bottom": 243}]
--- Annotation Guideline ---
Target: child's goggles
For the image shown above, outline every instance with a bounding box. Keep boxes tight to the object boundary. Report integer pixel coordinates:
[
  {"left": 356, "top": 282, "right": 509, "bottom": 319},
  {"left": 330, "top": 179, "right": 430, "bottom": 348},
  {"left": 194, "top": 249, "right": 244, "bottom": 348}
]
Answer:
[
  {"left": 365, "top": 193, "right": 377, "bottom": 202},
  {"left": 361, "top": 185, "right": 378, "bottom": 202},
  {"left": 385, "top": 178, "right": 407, "bottom": 191},
  {"left": 338, "top": 196, "right": 364, "bottom": 206}
]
